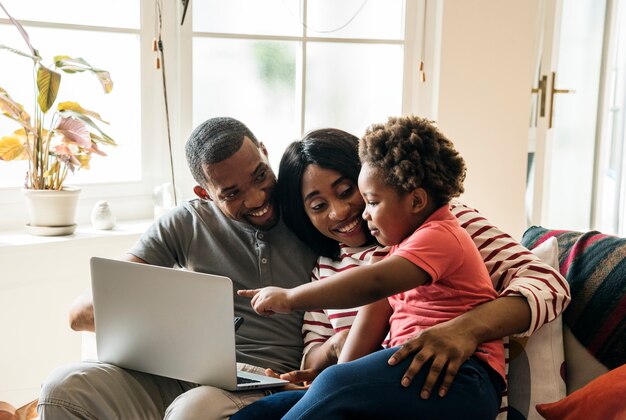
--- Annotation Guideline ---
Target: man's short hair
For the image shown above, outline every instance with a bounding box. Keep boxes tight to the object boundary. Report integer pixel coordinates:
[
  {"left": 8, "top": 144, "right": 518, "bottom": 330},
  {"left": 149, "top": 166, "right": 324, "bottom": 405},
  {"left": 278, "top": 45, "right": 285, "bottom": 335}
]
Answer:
[{"left": 185, "top": 117, "right": 260, "bottom": 185}]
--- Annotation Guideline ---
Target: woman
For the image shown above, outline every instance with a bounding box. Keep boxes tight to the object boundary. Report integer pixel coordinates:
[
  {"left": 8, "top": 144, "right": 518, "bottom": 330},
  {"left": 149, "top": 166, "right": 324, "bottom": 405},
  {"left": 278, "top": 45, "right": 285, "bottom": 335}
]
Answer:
[{"left": 233, "top": 128, "right": 570, "bottom": 419}]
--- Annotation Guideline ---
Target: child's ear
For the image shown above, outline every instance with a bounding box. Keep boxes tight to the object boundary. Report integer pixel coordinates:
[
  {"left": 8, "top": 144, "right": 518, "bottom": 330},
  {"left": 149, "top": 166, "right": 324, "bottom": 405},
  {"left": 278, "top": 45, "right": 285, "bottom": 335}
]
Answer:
[{"left": 410, "top": 188, "right": 429, "bottom": 213}]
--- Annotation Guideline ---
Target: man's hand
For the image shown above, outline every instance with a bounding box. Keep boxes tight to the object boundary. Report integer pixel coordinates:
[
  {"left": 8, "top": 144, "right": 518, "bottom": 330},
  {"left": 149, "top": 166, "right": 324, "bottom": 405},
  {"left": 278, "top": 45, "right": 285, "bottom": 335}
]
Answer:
[
  {"left": 237, "top": 287, "right": 292, "bottom": 316},
  {"left": 387, "top": 320, "right": 478, "bottom": 399}
]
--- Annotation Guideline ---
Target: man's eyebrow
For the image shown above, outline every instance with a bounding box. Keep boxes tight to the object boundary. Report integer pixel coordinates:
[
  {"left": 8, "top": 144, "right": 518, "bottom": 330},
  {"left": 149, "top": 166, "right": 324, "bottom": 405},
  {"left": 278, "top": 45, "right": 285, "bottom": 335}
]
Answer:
[
  {"left": 218, "top": 163, "right": 267, "bottom": 196},
  {"left": 303, "top": 175, "right": 349, "bottom": 202}
]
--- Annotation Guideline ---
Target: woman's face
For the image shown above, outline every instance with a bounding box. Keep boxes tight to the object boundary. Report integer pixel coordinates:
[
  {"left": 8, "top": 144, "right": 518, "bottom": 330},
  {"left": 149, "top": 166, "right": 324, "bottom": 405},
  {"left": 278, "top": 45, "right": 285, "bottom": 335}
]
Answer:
[{"left": 301, "top": 164, "right": 369, "bottom": 247}]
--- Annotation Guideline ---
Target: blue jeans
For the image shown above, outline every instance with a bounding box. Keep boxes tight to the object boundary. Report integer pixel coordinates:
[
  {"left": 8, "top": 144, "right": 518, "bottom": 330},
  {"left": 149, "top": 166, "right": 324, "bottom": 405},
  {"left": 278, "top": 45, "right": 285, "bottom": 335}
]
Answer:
[{"left": 233, "top": 347, "right": 502, "bottom": 420}]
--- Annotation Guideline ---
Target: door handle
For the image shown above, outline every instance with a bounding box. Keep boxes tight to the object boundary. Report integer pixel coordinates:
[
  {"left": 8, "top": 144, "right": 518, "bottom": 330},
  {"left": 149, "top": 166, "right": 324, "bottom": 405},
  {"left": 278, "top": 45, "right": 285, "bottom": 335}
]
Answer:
[
  {"left": 531, "top": 74, "right": 548, "bottom": 120},
  {"left": 549, "top": 71, "right": 575, "bottom": 128}
]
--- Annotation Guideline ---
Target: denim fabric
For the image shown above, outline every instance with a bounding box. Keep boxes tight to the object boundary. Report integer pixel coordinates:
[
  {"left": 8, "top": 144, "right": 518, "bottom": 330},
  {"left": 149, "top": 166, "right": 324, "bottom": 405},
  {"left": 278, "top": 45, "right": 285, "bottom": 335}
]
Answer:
[{"left": 235, "top": 347, "right": 502, "bottom": 420}]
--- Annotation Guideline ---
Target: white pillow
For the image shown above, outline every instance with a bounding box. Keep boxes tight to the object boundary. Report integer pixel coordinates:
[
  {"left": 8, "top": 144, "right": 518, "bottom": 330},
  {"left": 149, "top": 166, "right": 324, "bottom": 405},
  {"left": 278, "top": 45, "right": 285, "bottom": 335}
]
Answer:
[{"left": 507, "top": 237, "right": 567, "bottom": 420}]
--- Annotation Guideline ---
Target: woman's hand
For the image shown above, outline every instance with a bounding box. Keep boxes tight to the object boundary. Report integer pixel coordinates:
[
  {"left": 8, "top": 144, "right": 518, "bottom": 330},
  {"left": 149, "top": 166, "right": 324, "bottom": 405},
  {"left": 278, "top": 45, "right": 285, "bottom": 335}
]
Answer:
[
  {"left": 387, "top": 320, "right": 478, "bottom": 399},
  {"left": 237, "top": 287, "right": 292, "bottom": 316},
  {"left": 265, "top": 368, "right": 316, "bottom": 390}
]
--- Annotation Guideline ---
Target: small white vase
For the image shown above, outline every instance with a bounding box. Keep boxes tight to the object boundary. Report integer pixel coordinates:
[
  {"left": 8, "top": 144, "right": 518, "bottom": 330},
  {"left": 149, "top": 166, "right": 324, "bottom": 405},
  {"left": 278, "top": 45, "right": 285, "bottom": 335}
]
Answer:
[
  {"left": 21, "top": 186, "right": 81, "bottom": 233},
  {"left": 91, "top": 200, "right": 116, "bottom": 230}
]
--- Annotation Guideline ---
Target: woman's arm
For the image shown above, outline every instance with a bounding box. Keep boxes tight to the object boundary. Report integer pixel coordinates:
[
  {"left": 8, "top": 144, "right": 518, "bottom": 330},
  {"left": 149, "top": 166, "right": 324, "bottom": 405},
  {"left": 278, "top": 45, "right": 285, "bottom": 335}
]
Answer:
[
  {"left": 69, "top": 254, "right": 147, "bottom": 332},
  {"left": 338, "top": 299, "right": 393, "bottom": 363}
]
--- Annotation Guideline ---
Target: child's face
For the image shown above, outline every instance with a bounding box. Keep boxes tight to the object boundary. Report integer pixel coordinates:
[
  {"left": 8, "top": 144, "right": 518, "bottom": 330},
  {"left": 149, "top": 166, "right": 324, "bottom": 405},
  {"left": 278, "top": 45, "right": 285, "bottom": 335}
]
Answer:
[{"left": 358, "top": 163, "right": 417, "bottom": 246}]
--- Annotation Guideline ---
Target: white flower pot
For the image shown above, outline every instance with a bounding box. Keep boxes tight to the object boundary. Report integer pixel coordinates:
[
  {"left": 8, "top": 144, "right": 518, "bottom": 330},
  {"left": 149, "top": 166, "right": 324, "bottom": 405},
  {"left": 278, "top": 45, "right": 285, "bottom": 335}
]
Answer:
[{"left": 21, "top": 186, "right": 81, "bottom": 235}]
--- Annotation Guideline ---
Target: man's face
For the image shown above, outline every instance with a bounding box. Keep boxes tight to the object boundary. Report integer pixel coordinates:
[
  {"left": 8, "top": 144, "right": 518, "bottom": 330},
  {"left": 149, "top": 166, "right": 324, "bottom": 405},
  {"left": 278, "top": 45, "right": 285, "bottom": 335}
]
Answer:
[{"left": 198, "top": 137, "right": 279, "bottom": 230}]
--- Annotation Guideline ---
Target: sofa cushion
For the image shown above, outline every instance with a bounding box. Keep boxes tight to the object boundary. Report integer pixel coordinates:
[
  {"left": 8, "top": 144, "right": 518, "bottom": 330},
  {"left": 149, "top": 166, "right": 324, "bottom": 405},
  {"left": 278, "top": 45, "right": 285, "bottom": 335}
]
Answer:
[
  {"left": 507, "top": 237, "right": 566, "bottom": 420},
  {"left": 521, "top": 227, "right": 626, "bottom": 370},
  {"left": 535, "top": 364, "right": 626, "bottom": 419}
]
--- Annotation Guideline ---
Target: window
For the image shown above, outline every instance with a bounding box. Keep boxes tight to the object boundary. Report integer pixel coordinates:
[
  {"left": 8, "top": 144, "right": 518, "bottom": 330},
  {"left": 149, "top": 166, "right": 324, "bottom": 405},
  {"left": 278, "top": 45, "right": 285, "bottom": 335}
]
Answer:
[
  {"left": 1, "top": 0, "right": 425, "bottom": 229},
  {"left": 189, "top": 0, "right": 408, "bottom": 171},
  {"left": 0, "top": 0, "right": 166, "bottom": 229},
  {"left": 595, "top": 0, "right": 626, "bottom": 235}
]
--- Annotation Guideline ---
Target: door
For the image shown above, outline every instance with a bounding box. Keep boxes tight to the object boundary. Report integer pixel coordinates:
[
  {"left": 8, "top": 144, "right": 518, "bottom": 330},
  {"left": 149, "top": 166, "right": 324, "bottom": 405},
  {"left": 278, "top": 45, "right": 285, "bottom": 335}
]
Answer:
[{"left": 527, "top": 0, "right": 607, "bottom": 230}]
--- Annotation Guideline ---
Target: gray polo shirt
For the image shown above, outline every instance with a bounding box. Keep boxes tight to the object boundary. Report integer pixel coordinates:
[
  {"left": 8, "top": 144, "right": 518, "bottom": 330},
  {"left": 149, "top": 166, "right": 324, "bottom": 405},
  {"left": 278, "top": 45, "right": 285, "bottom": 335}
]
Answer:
[{"left": 129, "top": 199, "right": 317, "bottom": 373}]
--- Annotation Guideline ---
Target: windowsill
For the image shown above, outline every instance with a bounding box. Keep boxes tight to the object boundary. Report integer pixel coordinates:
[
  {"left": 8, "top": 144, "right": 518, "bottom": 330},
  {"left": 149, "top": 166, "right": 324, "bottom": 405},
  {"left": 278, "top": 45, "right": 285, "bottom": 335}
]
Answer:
[{"left": 0, "top": 219, "right": 153, "bottom": 248}]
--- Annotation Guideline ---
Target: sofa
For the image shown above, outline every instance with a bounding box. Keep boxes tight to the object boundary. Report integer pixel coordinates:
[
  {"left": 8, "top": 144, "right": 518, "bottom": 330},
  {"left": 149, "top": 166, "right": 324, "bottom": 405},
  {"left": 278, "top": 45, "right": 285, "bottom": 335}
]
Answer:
[{"left": 505, "top": 226, "right": 626, "bottom": 419}]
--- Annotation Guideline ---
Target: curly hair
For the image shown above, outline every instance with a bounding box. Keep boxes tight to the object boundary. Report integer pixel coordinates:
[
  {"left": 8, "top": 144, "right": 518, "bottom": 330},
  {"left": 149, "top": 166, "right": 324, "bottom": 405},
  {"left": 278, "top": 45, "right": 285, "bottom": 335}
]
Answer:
[
  {"left": 359, "top": 115, "right": 466, "bottom": 207},
  {"left": 276, "top": 128, "right": 374, "bottom": 260}
]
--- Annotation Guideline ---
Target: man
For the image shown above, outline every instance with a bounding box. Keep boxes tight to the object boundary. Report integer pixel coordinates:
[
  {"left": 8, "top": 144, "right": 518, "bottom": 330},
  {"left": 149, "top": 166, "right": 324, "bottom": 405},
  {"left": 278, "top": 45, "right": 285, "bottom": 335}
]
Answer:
[{"left": 38, "top": 117, "right": 318, "bottom": 419}]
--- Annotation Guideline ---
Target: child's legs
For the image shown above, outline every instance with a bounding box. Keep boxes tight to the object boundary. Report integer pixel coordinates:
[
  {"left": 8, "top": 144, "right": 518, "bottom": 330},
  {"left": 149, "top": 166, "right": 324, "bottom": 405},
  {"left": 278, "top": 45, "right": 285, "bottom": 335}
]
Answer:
[
  {"left": 283, "top": 347, "right": 502, "bottom": 420},
  {"left": 230, "top": 390, "right": 307, "bottom": 420}
]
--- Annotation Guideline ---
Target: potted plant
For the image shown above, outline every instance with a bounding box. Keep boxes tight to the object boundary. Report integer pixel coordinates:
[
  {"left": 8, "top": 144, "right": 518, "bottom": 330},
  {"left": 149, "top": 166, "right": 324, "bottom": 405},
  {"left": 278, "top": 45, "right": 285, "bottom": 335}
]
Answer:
[{"left": 0, "top": 3, "right": 117, "bottom": 235}]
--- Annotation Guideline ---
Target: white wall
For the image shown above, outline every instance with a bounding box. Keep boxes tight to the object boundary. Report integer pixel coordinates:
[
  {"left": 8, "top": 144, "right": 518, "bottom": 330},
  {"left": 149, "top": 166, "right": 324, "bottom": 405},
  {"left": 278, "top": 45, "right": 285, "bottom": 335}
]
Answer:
[
  {"left": 0, "top": 226, "right": 145, "bottom": 407},
  {"left": 435, "top": 0, "right": 540, "bottom": 238}
]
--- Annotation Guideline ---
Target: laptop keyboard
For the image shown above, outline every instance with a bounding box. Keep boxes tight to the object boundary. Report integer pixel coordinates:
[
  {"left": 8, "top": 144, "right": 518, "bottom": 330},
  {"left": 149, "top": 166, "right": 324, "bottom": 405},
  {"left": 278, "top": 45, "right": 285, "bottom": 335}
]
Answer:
[{"left": 237, "top": 376, "right": 261, "bottom": 384}]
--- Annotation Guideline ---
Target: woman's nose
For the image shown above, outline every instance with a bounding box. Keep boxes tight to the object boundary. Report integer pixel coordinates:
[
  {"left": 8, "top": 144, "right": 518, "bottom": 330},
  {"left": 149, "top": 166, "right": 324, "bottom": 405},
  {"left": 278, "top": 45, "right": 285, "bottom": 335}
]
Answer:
[{"left": 329, "top": 201, "right": 350, "bottom": 220}]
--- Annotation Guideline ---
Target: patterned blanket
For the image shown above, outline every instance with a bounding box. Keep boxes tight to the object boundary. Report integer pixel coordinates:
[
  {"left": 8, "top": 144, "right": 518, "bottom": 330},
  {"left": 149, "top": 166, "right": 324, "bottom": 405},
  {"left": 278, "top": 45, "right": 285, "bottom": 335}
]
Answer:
[{"left": 521, "top": 226, "right": 626, "bottom": 369}]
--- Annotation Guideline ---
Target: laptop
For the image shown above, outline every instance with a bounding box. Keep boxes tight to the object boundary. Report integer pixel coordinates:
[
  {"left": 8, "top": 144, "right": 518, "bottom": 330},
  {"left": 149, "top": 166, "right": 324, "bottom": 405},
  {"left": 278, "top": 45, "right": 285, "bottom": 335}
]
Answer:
[{"left": 90, "top": 257, "right": 289, "bottom": 391}]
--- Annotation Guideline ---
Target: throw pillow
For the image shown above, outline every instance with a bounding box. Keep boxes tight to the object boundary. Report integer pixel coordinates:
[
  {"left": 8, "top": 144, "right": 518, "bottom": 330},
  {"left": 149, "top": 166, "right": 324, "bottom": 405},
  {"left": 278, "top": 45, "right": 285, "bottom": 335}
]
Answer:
[
  {"left": 507, "top": 237, "right": 567, "bottom": 420},
  {"left": 536, "top": 364, "right": 626, "bottom": 419},
  {"left": 522, "top": 227, "right": 626, "bottom": 370}
]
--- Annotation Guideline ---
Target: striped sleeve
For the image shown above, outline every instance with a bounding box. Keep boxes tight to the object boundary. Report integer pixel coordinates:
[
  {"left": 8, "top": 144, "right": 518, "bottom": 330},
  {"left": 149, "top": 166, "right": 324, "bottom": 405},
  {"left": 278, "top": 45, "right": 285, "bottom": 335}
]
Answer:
[
  {"left": 451, "top": 202, "right": 571, "bottom": 336},
  {"left": 301, "top": 264, "right": 335, "bottom": 360}
]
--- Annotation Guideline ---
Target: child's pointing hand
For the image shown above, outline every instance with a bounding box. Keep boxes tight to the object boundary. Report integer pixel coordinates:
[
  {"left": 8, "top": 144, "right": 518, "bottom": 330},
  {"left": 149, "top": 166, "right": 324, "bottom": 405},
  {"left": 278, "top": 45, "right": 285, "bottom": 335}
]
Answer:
[{"left": 237, "top": 286, "right": 293, "bottom": 316}]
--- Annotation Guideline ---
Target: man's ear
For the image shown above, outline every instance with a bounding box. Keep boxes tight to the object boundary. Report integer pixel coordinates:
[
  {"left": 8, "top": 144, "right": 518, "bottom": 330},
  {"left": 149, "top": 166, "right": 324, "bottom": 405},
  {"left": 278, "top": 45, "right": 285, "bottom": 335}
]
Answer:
[
  {"left": 193, "top": 185, "right": 212, "bottom": 201},
  {"left": 410, "top": 188, "right": 429, "bottom": 213},
  {"left": 259, "top": 141, "right": 269, "bottom": 158}
]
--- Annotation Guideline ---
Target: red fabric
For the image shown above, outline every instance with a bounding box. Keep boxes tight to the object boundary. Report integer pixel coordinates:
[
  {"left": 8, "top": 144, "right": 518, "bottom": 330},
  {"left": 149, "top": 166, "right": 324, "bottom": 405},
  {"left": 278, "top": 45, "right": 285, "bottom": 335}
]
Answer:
[{"left": 536, "top": 365, "right": 626, "bottom": 419}]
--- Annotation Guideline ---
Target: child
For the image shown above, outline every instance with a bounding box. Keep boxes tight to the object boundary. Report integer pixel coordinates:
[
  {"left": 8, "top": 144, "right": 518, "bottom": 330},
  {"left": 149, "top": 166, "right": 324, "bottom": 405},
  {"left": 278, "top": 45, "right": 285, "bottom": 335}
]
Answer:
[{"left": 239, "top": 115, "right": 505, "bottom": 419}]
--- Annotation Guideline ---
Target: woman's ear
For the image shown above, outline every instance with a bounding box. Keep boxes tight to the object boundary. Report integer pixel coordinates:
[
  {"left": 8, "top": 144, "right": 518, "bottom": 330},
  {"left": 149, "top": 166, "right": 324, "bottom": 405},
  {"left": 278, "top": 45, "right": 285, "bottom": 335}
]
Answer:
[
  {"left": 410, "top": 188, "right": 429, "bottom": 213},
  {"left": 193, "top": 185, "right": 212, "bottom": 201}
]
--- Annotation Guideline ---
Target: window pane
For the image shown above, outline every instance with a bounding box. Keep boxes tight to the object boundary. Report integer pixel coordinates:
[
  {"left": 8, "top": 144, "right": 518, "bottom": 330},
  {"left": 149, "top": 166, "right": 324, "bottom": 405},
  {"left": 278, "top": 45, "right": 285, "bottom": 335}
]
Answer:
[
  {"left": 305, "top": 42, "right": 403, "bottom": 137},
  {"left": 0, "top": 0, "right": 140, "bottom": 29},
  {"left": 306, "top": 0, "right": 404, "bottom": 40},
  {"left": 193, "top": 0, "right": 302, "bottom": 37},
  {"left": 193, "top": 38, "right": 298, "bottom": 170},
  {"left": 0, "top": 25, "right": 141, "bottom": 188}
]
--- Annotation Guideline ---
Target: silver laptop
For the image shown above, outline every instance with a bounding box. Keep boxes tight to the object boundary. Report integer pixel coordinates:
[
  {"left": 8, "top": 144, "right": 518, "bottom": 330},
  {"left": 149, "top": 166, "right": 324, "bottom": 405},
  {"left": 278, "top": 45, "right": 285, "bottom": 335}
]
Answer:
[{"left": 90, "top": 257, "right": 288, "bottom": 391}]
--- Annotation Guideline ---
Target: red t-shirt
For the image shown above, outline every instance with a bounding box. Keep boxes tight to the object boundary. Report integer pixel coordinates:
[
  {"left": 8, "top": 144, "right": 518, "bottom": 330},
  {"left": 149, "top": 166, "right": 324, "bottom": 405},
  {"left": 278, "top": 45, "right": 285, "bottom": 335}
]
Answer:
[{"left": 387, "top": 205, "right": 505, "bottom": 382}]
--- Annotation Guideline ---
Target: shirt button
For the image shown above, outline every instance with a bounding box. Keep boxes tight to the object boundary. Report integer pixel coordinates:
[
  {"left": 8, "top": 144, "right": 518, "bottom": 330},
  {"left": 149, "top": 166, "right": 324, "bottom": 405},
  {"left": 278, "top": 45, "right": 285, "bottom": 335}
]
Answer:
[
  {"left": 258, "top": 233, "right": 264, "bottom": 239},
  {"left": 261, "top": 258, "right": 268, "bottom": 264}
]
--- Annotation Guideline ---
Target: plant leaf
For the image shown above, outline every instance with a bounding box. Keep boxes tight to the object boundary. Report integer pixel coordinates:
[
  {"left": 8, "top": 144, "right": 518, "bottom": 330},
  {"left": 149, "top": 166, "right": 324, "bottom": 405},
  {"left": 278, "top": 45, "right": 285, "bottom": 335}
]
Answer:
[
  {"left": 0, "top": 134, "right": 26, "bottom": 160},
  {"left": 0, "top": 44, "right": 39, "bottom": 61},
  {"left": 95, "top": 70, "right": 113, "bottom": 94},
  {"left": 0, "top": 88, "right": 33, "bottom": 130},
  {"left": 0, "top": 2, "right": 38, "bottom": 58},
  {"left": 36, "top": 65, "right": 61, "bottom": 113},
  {"left": 58, "top": 110, "right": 117, "bottom": 146},
  {"left": 55, "top": 117, "right": 91, "bottom": 148},
  {"left": 54, "top": 56, "right": 113, "bottom": 93},
  {"left": 57, "top": 101, "right": 109, "bottom": 124}
]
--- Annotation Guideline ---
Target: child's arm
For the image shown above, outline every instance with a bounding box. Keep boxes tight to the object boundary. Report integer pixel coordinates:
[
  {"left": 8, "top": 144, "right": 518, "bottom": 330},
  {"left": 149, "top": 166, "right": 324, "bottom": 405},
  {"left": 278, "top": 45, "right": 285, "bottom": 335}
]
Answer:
[
  {"left": 338, "top": 299, "right": 393, "bottom": 363},
  {"left": 238, "top": 255, "right": 429, "bottom": 315}
]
